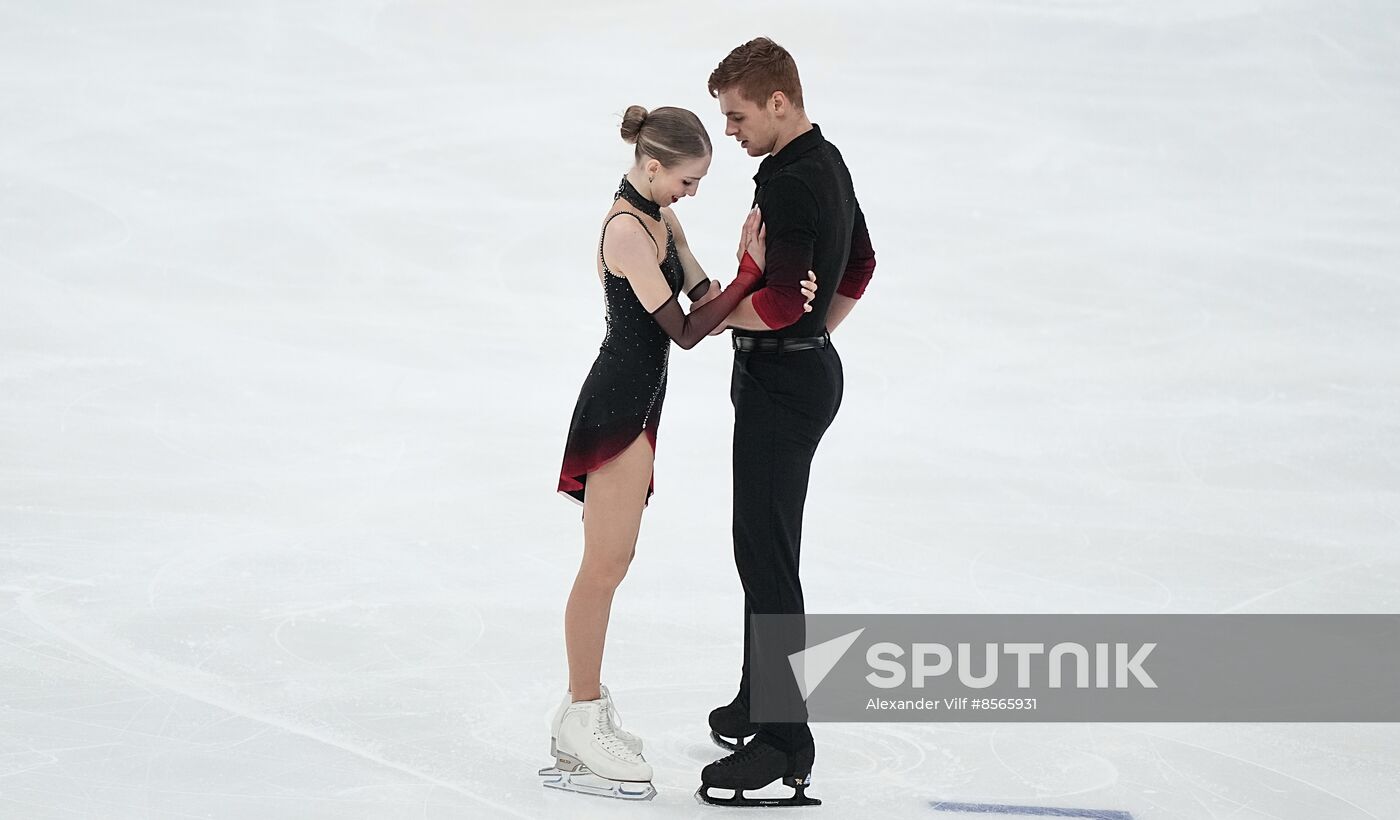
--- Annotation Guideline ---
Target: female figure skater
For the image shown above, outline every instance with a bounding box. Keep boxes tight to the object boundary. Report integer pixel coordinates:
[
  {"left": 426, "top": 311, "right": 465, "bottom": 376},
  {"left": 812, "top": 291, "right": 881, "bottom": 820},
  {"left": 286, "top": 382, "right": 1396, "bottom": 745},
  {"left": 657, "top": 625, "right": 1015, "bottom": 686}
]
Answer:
[{"left": 540, "top": 105, "right": 818, "bottom": 800}]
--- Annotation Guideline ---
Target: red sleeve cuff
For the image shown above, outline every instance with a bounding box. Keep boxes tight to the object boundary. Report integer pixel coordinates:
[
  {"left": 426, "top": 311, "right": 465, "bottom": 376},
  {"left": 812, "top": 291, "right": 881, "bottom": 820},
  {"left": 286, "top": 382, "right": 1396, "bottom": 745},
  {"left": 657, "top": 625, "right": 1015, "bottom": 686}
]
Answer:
[
  {"left": 837, "top": 257, "right": 875, "bottom": 299},
  {"left": 751, "top": 287, "right": 805, "bottom": 329}
]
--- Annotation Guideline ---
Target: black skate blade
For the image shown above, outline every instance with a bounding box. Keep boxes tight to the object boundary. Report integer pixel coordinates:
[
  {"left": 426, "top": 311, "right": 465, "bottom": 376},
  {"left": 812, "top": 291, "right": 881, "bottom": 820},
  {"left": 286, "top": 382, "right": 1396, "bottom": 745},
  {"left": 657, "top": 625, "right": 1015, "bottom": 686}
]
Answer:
[
  {"left": 695, "top": 781, "right": 821, "bottom": 808},
  {"left": 710, "top": 730, "right": 751, "bottom": 753}
]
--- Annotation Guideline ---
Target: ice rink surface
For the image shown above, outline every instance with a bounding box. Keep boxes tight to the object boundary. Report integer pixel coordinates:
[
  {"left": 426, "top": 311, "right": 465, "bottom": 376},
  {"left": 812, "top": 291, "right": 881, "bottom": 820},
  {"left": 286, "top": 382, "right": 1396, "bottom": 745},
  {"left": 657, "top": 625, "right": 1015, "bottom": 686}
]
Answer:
[{"left": 3, "top": 1, "right": 1399, "bottom": 817}]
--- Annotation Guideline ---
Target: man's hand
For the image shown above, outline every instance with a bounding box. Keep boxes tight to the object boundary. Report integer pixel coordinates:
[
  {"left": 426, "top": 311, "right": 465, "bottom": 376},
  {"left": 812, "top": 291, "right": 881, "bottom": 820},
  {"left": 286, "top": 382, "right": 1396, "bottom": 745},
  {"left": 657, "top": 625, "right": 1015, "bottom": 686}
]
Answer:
[{"left": 825, "top": 293, "right": 857, "bottom": 333}]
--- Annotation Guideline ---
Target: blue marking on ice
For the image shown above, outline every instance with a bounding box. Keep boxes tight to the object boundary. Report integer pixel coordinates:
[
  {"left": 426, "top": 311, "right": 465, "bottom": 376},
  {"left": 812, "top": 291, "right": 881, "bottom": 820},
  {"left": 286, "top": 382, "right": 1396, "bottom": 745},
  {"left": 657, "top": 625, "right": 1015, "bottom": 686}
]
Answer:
[{"left": 931, "top": 801, "right": 1133, "bottom": 819}]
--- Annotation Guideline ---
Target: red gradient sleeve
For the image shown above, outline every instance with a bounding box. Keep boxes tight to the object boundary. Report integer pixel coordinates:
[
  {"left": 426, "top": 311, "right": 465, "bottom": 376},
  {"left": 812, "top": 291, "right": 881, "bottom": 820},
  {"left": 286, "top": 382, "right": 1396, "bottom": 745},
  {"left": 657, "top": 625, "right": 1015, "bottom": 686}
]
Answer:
[
  {"left": 750, "top": 176, "right": 819, "bottom": 330},
  {"left": 837, "top": 203, "right": 875, "bottom": 299}
]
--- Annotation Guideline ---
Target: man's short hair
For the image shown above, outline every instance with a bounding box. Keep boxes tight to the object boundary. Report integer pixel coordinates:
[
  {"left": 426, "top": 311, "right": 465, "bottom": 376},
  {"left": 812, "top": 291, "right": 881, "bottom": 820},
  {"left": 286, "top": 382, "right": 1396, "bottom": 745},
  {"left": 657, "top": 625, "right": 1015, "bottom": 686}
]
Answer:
[{"left": 708, "top": 37, "right": 804, "bottom": 111}]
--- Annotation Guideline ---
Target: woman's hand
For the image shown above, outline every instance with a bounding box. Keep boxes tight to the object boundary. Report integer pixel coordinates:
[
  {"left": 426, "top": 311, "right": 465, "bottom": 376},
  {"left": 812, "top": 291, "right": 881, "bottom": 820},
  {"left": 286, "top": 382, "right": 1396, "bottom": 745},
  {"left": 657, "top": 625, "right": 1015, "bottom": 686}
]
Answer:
[
  {"left": 800, "top": 271, "right": 818, "bottom": 312},
  {"left": 737, "top": 206, "right": 766, "bottom": 271},
  {"left": 692, "top": 279, "right": 720, "bottom": 308}
]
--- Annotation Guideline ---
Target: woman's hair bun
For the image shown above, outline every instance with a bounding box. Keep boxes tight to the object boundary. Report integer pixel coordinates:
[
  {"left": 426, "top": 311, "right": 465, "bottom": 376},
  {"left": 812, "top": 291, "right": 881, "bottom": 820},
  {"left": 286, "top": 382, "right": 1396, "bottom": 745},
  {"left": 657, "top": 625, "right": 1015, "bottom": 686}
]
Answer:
[{"left": 620, "top": 105, "right": 649, "bottom": 144}]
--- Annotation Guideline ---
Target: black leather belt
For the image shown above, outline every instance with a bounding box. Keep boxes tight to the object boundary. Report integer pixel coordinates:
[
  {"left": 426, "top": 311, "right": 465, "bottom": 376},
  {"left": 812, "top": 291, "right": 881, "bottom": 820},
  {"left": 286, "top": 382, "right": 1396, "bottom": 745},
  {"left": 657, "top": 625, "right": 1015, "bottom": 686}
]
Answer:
[{"left": 733, "top": 332, "right": 830, "bottom": 353}]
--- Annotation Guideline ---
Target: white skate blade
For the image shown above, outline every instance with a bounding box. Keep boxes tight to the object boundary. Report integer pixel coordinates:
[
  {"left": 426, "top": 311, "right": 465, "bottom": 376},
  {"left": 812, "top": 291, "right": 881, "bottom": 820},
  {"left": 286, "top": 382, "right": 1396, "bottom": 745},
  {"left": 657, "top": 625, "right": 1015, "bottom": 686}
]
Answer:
[{"left": 538, "top": 765, "right": 657, "bottom": 801}]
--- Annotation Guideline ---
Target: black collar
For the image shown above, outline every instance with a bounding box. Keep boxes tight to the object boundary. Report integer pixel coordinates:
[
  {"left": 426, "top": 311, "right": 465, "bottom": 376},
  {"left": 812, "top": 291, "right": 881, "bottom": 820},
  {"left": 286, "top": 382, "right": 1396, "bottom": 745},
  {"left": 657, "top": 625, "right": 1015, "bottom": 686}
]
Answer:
[
  {"left": 754, "top": 124, "right": 824, "bottom": 185},
  {"left": 615, "top": 175, "right": 662, "bottom": 221}
]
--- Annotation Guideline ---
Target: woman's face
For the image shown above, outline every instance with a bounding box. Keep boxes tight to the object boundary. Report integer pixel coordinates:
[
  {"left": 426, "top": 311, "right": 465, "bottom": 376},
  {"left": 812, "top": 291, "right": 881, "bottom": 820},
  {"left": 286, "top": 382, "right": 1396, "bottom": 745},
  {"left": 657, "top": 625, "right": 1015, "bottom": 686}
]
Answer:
[{"left": 648, "top": 154, "right": 711, "bottom": 207}]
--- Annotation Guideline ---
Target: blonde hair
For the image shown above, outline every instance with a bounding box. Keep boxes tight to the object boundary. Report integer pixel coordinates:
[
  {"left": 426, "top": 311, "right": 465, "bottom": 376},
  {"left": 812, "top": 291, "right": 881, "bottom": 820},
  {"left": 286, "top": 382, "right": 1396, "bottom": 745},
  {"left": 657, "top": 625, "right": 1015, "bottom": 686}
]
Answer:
[{"left": 620, "top": 105, "right": 712, "bottom": 166}]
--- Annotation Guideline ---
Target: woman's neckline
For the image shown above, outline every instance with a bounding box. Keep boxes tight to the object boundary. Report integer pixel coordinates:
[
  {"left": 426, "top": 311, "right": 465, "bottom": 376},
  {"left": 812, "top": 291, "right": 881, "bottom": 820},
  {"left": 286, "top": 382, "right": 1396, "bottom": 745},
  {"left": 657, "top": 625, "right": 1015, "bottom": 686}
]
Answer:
[{"left": 616, "top": 175, "right": 662, "bottom": 221}]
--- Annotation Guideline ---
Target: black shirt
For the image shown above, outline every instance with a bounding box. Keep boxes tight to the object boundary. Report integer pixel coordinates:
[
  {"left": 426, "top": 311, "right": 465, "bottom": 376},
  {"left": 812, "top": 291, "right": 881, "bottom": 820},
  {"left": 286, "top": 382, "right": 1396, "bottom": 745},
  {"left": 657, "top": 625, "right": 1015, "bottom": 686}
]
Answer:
[{"left": 741, "top": 124, "right": 876, "bottom": 339}]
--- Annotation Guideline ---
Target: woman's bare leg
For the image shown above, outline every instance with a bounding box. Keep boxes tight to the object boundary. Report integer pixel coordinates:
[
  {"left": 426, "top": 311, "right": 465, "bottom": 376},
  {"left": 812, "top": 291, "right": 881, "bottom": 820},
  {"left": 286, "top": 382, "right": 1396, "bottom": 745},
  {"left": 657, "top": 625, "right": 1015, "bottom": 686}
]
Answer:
[{"left": 565, "top": 432, "right": 654, "bottom": 703}]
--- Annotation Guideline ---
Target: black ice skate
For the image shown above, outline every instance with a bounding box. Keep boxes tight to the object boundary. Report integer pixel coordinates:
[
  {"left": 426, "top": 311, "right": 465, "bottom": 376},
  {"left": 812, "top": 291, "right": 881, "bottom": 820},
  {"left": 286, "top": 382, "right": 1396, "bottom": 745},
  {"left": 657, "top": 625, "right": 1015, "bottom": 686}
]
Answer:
[
  {"left": 696, "top": 737, "right": 820, "bottom": 807},
  {"left": 708, "top": 694, "right": 757, "bottom": 752}
]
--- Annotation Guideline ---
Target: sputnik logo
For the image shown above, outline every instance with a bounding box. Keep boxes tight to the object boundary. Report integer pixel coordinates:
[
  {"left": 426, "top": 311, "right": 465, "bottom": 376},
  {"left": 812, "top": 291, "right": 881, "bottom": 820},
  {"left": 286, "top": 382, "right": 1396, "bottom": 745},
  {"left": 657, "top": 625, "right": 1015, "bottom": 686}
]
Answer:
[{"left": 787, "top": 628, "right": 865, "bottom": 700}]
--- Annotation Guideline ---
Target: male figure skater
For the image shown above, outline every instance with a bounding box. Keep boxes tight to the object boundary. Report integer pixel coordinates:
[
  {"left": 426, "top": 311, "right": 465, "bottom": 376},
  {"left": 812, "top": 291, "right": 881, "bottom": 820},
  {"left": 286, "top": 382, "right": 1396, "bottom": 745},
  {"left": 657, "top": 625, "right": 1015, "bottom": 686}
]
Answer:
[{"left": 697, "top": 37, "right": 877, "bottom": 807}]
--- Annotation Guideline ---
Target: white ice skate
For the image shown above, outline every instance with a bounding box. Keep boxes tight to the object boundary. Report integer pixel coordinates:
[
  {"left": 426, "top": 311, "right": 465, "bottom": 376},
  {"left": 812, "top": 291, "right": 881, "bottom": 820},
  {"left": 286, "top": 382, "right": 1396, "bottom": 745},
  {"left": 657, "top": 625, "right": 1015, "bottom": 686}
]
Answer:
[
  {"left": 549, "top": 684, "right": 642, "bottom": 756},
  {"left": 538, "top": 697, "right": 656, "bottom": 801}
]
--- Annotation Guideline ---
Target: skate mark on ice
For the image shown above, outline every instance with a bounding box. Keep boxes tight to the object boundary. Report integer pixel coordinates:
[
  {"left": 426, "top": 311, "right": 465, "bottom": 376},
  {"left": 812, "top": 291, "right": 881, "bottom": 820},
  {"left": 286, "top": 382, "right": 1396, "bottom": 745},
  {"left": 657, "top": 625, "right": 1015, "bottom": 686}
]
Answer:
[
  {"left": 16, "top": 591, "right": 535, "bottom": 819},
  {"left": 1134, "top": 727, "right": 1384, "bottom": 820},
  {"left": 1219, "top": 556, "right": 1381, "bottom": 613},
  {"left": 931, "top": 801, "right": 1132, "bottom": 819}
]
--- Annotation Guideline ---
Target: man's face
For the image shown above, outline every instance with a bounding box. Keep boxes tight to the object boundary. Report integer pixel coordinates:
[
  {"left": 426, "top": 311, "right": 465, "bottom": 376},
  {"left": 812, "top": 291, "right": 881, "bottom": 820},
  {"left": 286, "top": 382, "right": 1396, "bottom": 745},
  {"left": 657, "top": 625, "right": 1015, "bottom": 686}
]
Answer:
[{"left": 717, "top": 89, "right": 777, "bottom": 157}]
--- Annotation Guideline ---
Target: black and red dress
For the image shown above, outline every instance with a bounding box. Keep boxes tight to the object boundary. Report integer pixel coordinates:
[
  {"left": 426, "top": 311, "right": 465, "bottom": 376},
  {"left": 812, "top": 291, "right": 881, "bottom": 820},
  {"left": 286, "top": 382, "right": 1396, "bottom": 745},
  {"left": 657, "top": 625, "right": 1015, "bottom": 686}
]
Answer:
[{"left": 557, "top": 177, "right": 762, "bottom": 506}]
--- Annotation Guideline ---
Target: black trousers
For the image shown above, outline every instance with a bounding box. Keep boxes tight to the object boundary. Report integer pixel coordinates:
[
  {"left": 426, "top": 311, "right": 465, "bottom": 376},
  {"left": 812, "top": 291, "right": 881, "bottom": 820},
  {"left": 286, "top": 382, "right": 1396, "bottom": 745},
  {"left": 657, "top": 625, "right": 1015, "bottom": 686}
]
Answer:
[{"left": 730, "top": 341, "right": 843, "bottom": 751}]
